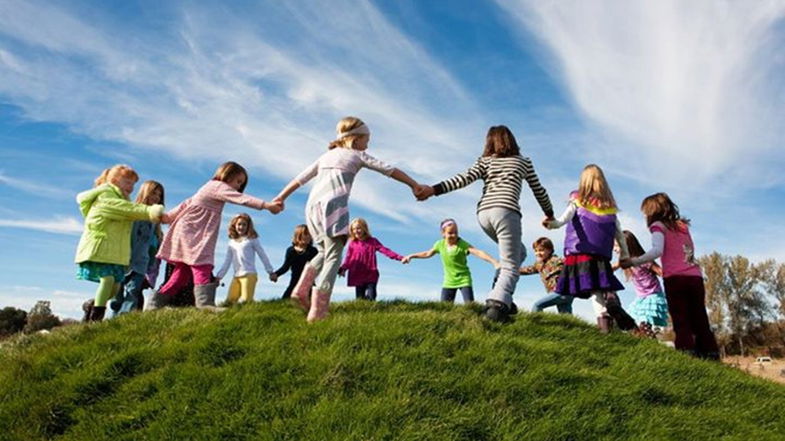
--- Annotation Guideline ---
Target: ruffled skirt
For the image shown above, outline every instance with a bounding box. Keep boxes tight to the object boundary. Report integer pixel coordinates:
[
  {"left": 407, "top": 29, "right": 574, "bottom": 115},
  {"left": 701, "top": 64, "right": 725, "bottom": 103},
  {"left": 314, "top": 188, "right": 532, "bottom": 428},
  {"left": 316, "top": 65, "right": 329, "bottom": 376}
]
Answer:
[
  {"left": 554, "top": 254, "right": 624, "bottom": 299},
  {"left": 628, "top": 291, "right": 669, "bottom": 326}
]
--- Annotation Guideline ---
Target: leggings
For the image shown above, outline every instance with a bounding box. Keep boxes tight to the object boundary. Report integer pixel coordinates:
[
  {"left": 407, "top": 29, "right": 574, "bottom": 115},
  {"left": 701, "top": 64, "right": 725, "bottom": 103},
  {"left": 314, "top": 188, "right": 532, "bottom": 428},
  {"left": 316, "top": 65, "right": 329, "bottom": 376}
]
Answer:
[
  {"left": 355, "top": 282, "right": 378, "bottom": 301},
  {"left": 441, "top": 286, "right": 475, "bottom": 303},
  {"left": 309, "top": 235, "right": 347, "bottom": 294},
  {"left": 226, "top": 273, "right": 259, "bottom": 304},
  {"left": 94, "top": 276, "right": 121, "bottom": 307},
  {"left": 158, "top": 262, "right": 214, "bottom": 296}
]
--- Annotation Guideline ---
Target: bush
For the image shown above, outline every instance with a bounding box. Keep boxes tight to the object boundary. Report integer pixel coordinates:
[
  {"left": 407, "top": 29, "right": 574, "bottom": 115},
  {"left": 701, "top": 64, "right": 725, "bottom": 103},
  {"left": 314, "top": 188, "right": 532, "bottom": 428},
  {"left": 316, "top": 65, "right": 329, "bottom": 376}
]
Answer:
[
  {"left": 0, "top": 307, "right": 27, "bottom": 337},
  {"left": 23, "top": 301, "right": 61, "bottom": 334}
]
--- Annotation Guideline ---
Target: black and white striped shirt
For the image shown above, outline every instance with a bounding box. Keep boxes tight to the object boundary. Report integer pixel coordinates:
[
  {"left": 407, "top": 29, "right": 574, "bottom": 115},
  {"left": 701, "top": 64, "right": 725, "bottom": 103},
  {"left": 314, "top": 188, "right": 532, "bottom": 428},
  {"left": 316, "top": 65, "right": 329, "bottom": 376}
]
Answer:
[{"left": 433, "top": 155, "right": 553, "bottom": 217}]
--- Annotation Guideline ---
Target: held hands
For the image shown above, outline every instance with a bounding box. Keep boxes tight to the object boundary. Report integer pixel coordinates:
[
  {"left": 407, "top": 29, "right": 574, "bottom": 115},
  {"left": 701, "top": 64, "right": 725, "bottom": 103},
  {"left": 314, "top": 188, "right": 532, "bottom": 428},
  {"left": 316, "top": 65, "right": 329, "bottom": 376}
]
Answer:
[
  {"left": 269, "top": 272, "right": 278, "bottom": 282},
  {"left": 338, "top": 268, "right": 346, "bottom": 278},
  {"left": 414, "top": 185, "right": 434, "bottom": 201},
  {"left": 402, "top": 255, "right": 413, "bottom": 264},
  {"left": 265, "top": 200, "right": 283, "bottom": 215},
  {"left": 149, "top": 204, "right": 165, "bottom": 223},
  {"left": 541, "top": 216, "right": 555, "bottom": 229}
]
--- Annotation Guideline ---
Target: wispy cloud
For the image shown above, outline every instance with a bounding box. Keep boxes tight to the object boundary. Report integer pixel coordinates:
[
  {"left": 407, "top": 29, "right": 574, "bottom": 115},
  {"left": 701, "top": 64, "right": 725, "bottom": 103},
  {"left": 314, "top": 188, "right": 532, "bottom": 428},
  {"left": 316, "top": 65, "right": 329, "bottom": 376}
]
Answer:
[
  {"left": 497, "top": 0, "right": 785, "bottom": 189},
  {"left": 0, "top": 171, "right": 73, "bottom": 198},
  {"left": 0, "top": 216, "right": 82, "bottom": 235}
]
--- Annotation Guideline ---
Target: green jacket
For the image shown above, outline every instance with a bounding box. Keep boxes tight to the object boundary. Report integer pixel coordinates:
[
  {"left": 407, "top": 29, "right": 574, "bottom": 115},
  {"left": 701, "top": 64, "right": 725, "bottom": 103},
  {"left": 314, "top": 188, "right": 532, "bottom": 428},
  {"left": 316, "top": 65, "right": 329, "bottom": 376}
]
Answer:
[{"left": 74, "top": 184, "right": 158, "bottom": 265}]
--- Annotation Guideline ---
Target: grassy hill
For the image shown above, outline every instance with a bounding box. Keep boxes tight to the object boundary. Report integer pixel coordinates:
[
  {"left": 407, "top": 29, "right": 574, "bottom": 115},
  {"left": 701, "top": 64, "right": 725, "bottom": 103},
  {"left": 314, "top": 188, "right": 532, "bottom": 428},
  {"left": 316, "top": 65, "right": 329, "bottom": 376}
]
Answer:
[{"left": 1, "top": 300, "right": 784, "bottom": 441}]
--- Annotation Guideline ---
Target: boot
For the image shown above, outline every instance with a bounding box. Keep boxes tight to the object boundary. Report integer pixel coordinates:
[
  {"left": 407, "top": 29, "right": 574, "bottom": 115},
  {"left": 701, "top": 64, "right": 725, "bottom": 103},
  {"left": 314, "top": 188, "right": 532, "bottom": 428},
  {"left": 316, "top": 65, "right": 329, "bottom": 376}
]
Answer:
[
  {"left": 291, "top": 265, "right": 316, "bottom": 311},
  {"left": 597, "top": 314, "right": 612, "bottom": 334},
  {"left": 81, "top": 299, "right": 94, "bottom": 323},
  {"left": 89, "top": 306, "right": 106, "bottom": 322},
  {"left": 194, "top": 282, "right": 225, "bottom": 312},
  {"left": 145, "top": 290, "right": 169, "bottom": 311},
  {"left": 484, "top": 299, "right": 511, "bottom": 323},
  {"left": 307, "top": 287, "right": 331, "bottom": 323}
]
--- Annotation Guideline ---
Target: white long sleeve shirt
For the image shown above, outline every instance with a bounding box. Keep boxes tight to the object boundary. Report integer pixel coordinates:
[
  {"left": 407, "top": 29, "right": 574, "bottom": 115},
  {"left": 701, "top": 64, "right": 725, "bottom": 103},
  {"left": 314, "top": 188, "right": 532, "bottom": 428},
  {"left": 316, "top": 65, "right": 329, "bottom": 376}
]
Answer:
[{"left": 215, "top": 237, "right": 274, "bottom": 279}]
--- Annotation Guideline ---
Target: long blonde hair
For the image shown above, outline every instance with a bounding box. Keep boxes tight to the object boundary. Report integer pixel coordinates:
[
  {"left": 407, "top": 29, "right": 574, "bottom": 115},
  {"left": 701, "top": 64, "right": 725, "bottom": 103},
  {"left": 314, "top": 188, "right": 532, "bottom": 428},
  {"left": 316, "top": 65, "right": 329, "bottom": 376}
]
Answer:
[
  {"left": 228, "top": 213, "right": 259, "bottom": 239},
  {"left": 577, "top": 164, "right": 616, "bottom": 209},
  {"left": 328, "top": 116, "right": 369, "bottom": 150},
  {"left": 135, "top": 180, "right": 165, "bottom": 241},
  {"left": 348, "top": 218, "right": 371, "bottom": 241}
]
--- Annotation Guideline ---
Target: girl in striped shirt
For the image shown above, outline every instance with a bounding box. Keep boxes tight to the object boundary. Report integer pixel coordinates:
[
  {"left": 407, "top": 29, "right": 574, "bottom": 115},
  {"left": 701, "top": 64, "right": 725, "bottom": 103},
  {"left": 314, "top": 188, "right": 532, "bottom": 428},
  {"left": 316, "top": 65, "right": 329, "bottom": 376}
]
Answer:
[
  {"left": 273, "top": 117, "right": 424, "bottom": 323},
  {"left": 418, "top": 125, "right": 554, "bottom": 322}
]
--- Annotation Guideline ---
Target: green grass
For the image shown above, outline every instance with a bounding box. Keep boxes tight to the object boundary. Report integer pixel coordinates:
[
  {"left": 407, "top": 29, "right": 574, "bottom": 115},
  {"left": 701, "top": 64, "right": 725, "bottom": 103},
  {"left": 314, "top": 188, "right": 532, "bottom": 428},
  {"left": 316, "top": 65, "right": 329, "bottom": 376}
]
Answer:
[{"left": 1, "top": 300, "right": 784, "bottom": 441}]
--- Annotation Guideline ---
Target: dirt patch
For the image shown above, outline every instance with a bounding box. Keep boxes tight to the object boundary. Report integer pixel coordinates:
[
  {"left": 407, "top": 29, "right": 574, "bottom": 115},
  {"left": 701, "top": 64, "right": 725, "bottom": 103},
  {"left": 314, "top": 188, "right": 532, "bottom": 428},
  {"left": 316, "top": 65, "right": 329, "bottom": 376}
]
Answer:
[{"left": 723, "top": 356, "right": 785, "bottom": 385}]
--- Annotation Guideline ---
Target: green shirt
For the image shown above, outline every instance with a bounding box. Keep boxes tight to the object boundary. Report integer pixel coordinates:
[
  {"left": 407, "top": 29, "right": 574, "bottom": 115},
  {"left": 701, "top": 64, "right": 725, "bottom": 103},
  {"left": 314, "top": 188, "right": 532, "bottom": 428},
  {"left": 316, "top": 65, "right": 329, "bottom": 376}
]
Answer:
[{"left": 433, "top": 238, "right": 473, "bottom": 288}]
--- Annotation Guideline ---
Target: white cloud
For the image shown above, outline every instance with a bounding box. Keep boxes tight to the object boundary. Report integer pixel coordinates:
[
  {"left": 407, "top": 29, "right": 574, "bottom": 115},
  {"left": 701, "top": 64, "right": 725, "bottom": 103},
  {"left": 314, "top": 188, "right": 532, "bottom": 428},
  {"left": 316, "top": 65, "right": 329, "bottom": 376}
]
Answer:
[
  {"left": 0, "top": 171, "right": 73, "bottom": 198},
  {"left": 497, "top": 0, "right": 785, "bottom": 189},
  {"left": 0, "top": 216, "right": 82, "bottom": 235}
]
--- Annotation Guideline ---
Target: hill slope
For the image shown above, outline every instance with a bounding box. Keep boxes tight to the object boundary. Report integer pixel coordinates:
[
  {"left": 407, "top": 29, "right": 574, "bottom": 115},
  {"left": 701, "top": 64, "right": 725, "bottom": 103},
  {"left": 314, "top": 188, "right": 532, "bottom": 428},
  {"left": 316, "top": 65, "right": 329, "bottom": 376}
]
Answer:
[{"left": 1, "top": 301, "right": 784, "bottom": 441}]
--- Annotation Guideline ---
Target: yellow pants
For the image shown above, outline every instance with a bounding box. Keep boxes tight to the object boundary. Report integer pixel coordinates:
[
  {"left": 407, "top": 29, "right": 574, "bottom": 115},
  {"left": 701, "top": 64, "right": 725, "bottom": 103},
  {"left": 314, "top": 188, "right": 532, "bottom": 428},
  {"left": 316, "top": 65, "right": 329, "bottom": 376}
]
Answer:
[{"left": 225, "top": 273, "right": 259, "bottom": 304}]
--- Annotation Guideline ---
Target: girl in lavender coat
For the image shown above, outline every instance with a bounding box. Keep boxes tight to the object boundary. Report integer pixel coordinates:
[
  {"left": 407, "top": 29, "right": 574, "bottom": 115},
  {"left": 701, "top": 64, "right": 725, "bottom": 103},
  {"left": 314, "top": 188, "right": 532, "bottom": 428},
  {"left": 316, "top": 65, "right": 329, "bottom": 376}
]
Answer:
[{"left": 339, "top": 218, "right": 406, "bottom": 301}]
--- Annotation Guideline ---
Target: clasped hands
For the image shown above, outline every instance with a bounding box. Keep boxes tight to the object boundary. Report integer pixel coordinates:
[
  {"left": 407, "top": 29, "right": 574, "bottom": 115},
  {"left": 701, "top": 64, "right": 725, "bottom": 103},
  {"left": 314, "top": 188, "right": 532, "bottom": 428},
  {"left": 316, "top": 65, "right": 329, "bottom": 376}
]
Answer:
[{"left": 413, "top": 184, "right": 434, "bottom": 201}]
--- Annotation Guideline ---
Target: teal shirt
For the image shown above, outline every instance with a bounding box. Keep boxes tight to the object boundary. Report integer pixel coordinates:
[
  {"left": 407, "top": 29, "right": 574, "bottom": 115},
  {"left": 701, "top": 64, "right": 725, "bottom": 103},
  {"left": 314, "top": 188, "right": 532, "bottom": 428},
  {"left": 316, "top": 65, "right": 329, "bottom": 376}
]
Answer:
[{"left": 432, "top": 238, "right": 473, "bottom": 288}]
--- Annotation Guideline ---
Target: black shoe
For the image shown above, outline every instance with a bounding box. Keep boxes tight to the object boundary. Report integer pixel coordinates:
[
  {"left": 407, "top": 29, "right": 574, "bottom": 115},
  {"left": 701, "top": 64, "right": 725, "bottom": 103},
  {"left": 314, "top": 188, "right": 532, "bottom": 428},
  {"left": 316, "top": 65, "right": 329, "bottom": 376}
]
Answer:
[
  {"left": 484, "top": 300, "right": 510, "bottom": 322},
  {"left": 89, "top": 306, "right": 106, "bottom": 322},
  {"left": 509, "top": 302, "right": 518, "bottom": 315}
]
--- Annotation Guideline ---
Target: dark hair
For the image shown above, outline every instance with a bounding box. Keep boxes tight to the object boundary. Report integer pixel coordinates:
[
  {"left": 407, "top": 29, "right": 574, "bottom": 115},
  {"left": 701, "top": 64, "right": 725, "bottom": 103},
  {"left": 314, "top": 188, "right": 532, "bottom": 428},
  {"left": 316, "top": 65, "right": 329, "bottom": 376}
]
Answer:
[
  {"left": 482, "top": 125, "right": 520, "bottom": 158},
  {"left": 622, "top": 230, "right": 645, "bottom": 258},
  {"left": 213, "top": 161, "right": 248, "bottom": 193},
  {"left": 532, "top": 237, "right": 554, "bottom": 252},
  {"left": 640, "top": 192, "right": 690, "bottom": 229}
]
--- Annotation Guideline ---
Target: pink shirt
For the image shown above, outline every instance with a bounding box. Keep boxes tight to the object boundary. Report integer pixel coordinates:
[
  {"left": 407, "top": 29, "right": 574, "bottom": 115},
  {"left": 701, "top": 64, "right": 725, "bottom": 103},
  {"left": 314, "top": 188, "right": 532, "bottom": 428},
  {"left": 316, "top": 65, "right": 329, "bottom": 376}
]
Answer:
[
  {"left": 650, "top": 221, "right": 702, "bottom": 278},
  {"left": 340, "top": 237, "right": 403, "bottom": 286},
  {"left": 629, "top": 263, "right": 663, "bottom": 297},
  {"left": 157, "top": 180, "right": 266, "bottom": 266}
]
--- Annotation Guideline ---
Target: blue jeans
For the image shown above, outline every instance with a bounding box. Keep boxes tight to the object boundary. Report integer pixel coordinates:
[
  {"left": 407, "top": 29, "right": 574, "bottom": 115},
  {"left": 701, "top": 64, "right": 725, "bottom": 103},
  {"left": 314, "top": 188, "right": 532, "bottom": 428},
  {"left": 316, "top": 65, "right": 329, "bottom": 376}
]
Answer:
[
  {"left": 532, "top": 292, "right": 573, "bottom": 314},
  {"left": 355, "top": 282, "right": 378, "bottom": 301},
  {"left": 441, "top": 286, "right": 474, "bottom": 303},
  {"left": 110, "top": 271, "right": 145, "bottom": 317}
]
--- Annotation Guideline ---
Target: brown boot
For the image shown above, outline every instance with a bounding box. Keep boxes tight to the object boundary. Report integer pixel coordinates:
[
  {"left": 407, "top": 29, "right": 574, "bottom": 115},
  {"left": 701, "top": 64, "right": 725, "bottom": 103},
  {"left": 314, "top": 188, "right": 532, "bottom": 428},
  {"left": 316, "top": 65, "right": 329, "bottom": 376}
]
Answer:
[
  {"left": 89, "top": 306, "right": 106, "bottom": 322},
  {"left": 597, "top": 314, "right": 612, "bottom": 334},
  {"left": 306, "top": 287, "right": 331, "bottom": 323},
  {"left": 292, "top": 264, "right": 316, "bottom": 311}
]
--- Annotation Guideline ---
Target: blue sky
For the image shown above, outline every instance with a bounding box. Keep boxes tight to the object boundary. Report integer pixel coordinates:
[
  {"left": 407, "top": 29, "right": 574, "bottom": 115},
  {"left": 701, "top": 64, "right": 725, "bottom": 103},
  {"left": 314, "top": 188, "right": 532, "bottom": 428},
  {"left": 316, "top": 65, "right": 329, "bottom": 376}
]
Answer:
[{"left": 1, "top": 0, "right": 784, "bottom": 321}]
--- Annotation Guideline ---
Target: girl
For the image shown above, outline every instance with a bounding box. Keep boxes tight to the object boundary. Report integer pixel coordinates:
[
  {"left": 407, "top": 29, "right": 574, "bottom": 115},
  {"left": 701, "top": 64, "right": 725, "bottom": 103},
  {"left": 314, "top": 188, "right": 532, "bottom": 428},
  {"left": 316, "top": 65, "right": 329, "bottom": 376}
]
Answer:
[
  {"left": 273, "top": 116, "right": 424, "bottom": 322},
  {"left": 403, "top": 219, "right": 498, "bottom": 304},
  {"left": 621, "top": 193, "right": 720, "bottom": 359},
  {"left": 215, "top": 213, "right": 274, "bottom": 304},
  {"left": 418, "top": 126, "right": 553, "bottom": 321},
  {"left": 110, "top": 180, "right": 165, "bottom": 316},
  {"left": 75, "top": 165, "right": 164, "bottom": 321},
  {"left": 544, "top": 164, "right": 638, "bottom": 333},
  {"left": 616, "top": 230, "right": 669, "bottom": 336},
  {"left": 148, "top": 161, "right": 281, "bottom": 311},
  {"left": 272, "top": 224, "right": 318, "bottom": 299},
  {"left": 338, "top": 218, "right": 405, "bottom": 301}
]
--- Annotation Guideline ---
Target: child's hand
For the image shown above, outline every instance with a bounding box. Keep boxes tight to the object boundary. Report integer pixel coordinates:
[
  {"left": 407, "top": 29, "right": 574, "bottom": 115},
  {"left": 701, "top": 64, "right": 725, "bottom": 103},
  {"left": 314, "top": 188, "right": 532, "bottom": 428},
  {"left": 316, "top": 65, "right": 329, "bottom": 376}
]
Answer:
[
  {"left": 269, "top": 273, "right": 278, "bottom": 282},
  {"left": 415, "top": 185, "right": 434, "bottom": 201},
  {"left": 266, "top": 201, "right": 283, "bottom": 214},
  {"left": 149, "top": 204, "right": 165, "bottom": 222},
  {"left": 338, "top": 268, "right": 346, "bottom": 277},
  {"left": 541, "top": 216, "right": 554, "bottom": 229},
  {"left": 402, "top": 255, "right": 412, "bottom": 264}
]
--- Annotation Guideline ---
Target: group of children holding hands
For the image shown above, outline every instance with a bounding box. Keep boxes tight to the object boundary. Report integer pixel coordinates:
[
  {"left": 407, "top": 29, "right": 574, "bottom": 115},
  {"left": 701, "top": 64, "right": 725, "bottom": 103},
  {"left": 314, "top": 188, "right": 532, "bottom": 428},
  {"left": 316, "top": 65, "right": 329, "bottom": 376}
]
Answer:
[{"left": 75, "top": 116, "right": 720, "bottom": 361}]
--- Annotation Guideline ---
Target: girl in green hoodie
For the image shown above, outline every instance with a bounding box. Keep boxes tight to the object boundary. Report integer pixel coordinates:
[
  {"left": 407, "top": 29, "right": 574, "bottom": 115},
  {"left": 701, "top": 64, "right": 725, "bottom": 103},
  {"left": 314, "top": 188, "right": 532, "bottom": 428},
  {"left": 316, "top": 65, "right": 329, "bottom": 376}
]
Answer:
[{"left": 75, "top": 165, "right": 164, "bottom": 321}]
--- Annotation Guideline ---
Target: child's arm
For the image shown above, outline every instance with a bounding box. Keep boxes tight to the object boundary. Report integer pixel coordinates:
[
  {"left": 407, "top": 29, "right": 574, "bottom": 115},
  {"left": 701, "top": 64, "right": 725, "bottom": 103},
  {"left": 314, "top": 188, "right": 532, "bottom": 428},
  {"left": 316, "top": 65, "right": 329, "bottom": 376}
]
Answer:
[
  {"left": 96, "top": 198, "right": 164, "bottom": 223},
  {"left": 523, "top": 160, "right": 554, "bottom": 218},
  {"left": 428, "top": 158, "right": 484, "bottom": 200},
  {"left": 519, "top": 264, "right": 539, "bottom": 275},
  {"left": 621, "top": 230, "right": 665, "bottom": 268},
  {"left": 374, "top": 238, "right": 404, "bottom": 262},
  {"left": 543, "top": 202, "right": 576, "bottom": 229},
  {"left": 274, "top": 248, "right": 294, "bottom": 277},
  {"left": 650, "top": 262, "right": 663, "bottom": 277},
  {"left": 213, "top": 183, "right": 277, "bottom": 213},
  {"left": 274, "top": 160, "right": 320, "bottom": 207},
  {"left": 468, "top": 247, "right": 499, "bottom": 269},
  {"left": 214, "top": 246, "right": 234, "bottom": 281},
  {"left": 402, "top": 249, "right": 436, "bottom": 264},
  {"left": 614, "top": 219, "right": 630, "bottom": 260},
  {"left": 253, "top": 239, "right": 275, "bottom": 275},
  {"left": 338, "top": 242, "right": 355, "bottom": 277}
]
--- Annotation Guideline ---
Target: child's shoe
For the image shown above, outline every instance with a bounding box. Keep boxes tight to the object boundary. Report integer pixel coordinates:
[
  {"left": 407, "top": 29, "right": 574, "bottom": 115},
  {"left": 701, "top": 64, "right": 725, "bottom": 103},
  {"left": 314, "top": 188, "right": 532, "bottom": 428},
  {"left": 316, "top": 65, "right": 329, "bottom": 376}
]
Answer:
[
  {"left": 597, "top": 314, "right": 612, "bottom": 334},
  {"left": 89, "top": 306, "right": 106, "bottom": 322},
  {"left": 194, "top": 282, "right": 225, "bottom": 312},
  {"left": 145, "top": 290, "right": 169, "bottom": 310},
  {"left": 291, "top": 264, "right": 316, "bottom": 311},
  {"left": 81, "top": 299, "right": 94, "bottom": 323},
  {"left": 307, "top": 287, "right": 331, "bottom": 323},
  {"left": 484, "top": 299, "right": 511, "bottom": 322}
]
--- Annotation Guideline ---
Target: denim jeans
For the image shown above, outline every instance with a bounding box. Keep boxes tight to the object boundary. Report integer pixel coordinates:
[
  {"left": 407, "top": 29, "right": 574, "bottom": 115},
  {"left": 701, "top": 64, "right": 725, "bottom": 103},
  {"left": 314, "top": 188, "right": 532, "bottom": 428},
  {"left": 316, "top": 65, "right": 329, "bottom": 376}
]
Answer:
[
  {"left": 441, "top": 286, "right": 474, "bottom": 303},
  {"left": 532, "top": 292, "right": 573, "bottom": 314},
  {"left": 111, "top": 271, "right": 146, "bottom": 316}
]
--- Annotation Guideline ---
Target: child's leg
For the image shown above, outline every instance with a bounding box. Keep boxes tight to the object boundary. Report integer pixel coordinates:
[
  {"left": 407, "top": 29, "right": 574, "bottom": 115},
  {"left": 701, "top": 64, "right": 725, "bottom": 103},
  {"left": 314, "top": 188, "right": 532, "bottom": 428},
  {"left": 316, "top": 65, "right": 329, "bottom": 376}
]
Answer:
[
  {"left": 307, "top": 235, "right": 347, "bottom": 322},
  {"left": 355, "top": 285, "right": 367, "bottom": 300},
  {"left": 226, "top": 277, "right": 242, "bottom": 304},
  {"left": 191, "top": 264, "right": 214, "bottom": 286},
  {"left": 158, "top": 263, "right": 193, "bottom": 296},
  {"left": 603, "top": 292, "right": 637, "bottom": 331},
  {"left": 533, "top": 293, "right": 565, "bottom": 312},
  {"left": 94, "top": 276, "right": 119, "bottom": 307},
  {"left": 292, "top": 244, "right": 324, "bottom": 309},
  {"left": 459, "top": 286, "right": 474, "bottom": 303},
  {"left": 555, "top": 296, "right": 574, "bottom": 314},
  {"left": 663, "top": 277, "right": 696, "bottom": 352},
  {"left": 683, "top": 276, "right": 720, "bottom": 359},
  {"left": 440, "top": 288, "right": 457, "bottom": 303},
  {"left": 477, "top": 208, "right": 522, "bottom": 308},
  {"left": 119, "top": 272, "right": 146, "bottom": 314},
  {"left": 238, "top": 274, "right": 258, "bottom": 303},
  {"left": 366, "top": 282, "right": 378, "bottom": 301}
]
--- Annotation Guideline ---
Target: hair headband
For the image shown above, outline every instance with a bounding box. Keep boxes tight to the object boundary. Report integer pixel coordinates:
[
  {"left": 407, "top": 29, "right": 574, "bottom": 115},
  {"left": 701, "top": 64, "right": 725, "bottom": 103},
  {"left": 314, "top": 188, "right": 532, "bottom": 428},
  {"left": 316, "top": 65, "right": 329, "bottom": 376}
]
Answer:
[
  {"left": 440, "top": 219, "right": 457, "bottom": 230},
  {"left": 338, "top": 123, "right": 370, "bottom": 138}
]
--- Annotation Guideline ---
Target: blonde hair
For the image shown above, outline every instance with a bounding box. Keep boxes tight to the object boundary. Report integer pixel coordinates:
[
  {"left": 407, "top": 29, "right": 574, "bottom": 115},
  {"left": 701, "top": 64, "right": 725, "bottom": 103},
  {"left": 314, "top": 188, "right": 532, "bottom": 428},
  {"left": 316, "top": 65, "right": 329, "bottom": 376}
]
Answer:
[
  {"left": 292, "top": 224, "right": 312, "bottom": 248},
  {"left": 228, "top": 213, "right": 258, "bottom": 239},
  {"left": 577, "top": 164, "right": 616, "bottom": 209},
  {"left": 348, "top": 218, "right": 371, "bottom": 241},
  {"left": 213, "top": 161, "right": 248, "bottom": 192},
  {"left": 328, "top": 116, "right": 369, "bottom": 150},
  {"left": 136, "top": 180, "right": 165, "bottom": 242},
  {"left": 103, "top": 164, "right": 139, "bottom": 188}
]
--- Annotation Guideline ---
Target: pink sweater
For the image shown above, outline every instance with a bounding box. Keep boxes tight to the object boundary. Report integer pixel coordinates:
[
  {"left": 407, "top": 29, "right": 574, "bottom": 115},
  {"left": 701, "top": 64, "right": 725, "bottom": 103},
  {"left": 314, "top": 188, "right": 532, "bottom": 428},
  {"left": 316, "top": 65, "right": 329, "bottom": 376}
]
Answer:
[
  {"left": 157, "top": 180, "right": 265, "bottom": 266},
  {"left": 340, "top": 237, "right": 403, "bottom": 286}
]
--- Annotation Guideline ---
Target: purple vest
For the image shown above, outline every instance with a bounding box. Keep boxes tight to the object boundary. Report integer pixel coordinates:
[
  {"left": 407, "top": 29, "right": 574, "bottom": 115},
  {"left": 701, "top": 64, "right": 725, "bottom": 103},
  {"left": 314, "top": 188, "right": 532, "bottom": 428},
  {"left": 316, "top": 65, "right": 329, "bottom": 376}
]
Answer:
[{"left": 564, "top": 204, "right": 617, "bottom": 259}]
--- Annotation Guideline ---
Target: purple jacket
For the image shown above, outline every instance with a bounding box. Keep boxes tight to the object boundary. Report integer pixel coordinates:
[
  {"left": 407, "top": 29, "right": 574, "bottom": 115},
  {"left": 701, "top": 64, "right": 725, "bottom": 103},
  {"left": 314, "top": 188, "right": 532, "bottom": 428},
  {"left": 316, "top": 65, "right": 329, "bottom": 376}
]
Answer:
[
  {"left": 340, "top": 237, "right": 403, "bottom": 286},
  {"left": 564, "top": 200, "right": 618, "bottom": 259}
]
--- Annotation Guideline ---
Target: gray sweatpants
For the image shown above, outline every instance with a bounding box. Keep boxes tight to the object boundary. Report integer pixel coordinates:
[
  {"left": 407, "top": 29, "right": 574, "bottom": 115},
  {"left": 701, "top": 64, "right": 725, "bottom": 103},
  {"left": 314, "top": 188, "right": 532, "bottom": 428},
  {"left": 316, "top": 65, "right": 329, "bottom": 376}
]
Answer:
[
  {"left": 478, "top": 207, "right": 525, "bottom": 307},
  {"left": 310, "top": 235, "right": 347, "bottom": 293}
]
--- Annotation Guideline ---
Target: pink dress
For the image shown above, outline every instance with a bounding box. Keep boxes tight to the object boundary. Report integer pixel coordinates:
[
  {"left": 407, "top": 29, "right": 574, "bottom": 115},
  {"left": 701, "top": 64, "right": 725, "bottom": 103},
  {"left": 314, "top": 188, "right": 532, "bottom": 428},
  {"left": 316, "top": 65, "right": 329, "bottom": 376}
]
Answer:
[
  {"left": 157, "top": 180, "right": 266, "bottom": 266},
  {"left": 339, "top": 237, "right": 403, "bottom": 286}
]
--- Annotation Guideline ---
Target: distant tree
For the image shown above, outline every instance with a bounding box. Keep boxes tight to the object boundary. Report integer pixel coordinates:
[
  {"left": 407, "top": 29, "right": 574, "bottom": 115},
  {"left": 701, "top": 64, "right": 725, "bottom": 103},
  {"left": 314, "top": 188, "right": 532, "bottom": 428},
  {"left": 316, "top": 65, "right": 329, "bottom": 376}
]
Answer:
[
  {"left": 760, "top": 260, "right": 785, "bottom": 318},
  {"left": 23, "top": 301, "right": 61, "bottom": 334},
  {"left": 0, "top": 306, "right": 27, "bottom": 337}
]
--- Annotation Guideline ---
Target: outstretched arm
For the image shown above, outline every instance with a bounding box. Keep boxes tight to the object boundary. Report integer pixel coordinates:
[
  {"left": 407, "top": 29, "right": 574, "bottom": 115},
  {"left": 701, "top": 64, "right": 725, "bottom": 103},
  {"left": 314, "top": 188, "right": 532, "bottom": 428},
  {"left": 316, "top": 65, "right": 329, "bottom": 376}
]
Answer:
[
  {"left": 468, "top": 247, "right": 499, "bottom": 268},
  {"left": 402, "top": 249, "right": 436, "bottom": 263},
  {"left": 544, "top": 202, "right": 576, "bottom": 230}
]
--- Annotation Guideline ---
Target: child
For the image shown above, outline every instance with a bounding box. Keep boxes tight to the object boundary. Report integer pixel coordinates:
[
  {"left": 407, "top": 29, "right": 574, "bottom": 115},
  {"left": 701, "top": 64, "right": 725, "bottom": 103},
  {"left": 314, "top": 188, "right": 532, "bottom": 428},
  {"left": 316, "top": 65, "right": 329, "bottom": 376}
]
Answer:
[
  {"left": 544, "top": 164, "right": 638, "bottom": 333},
  {"left": 403, "top": 219, "right": 498, "bottom": 304},
  {"left": 75, "top": 165, "right": 164, "bottom": 321},
  {"left": 272, "top": 224, "right": 318, "bottom": 299},
  {"left": 520, "top": 237, "right": 572, "bottom": 314},
  {"left": 110, "top": 180, "right": 165, "bottom": 316},
  {"left": 338, "top": 218, "right": 405, "bottom": 301},
  {"left": 273, "top": 116, "right": 424, "bottom": 322},
  {"left": 215, "top": 213, "right": 274, "bottom": 304},
  {"left": 616, "top": 230, "right": 669, "bottom": 336},
  {"left": 148, "top": 161, "right": 281, "bottom": 311},
  {"left": 621, "top": 193, "right": 720, "bottom": 359},
  {"left": 418, "top": 125, "right": 554, "bottom": 321}
]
